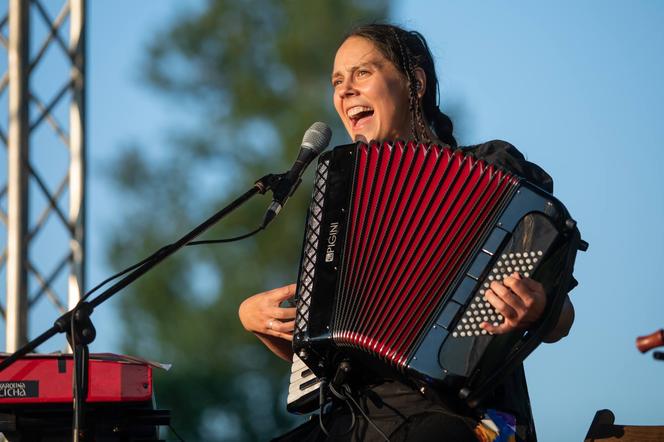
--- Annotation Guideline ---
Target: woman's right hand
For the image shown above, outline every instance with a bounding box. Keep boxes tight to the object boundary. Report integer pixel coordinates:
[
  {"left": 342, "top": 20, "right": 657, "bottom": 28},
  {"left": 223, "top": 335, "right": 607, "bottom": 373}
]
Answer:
[{"left": 239, "top": 284, "right": 297, "bottom": 342}]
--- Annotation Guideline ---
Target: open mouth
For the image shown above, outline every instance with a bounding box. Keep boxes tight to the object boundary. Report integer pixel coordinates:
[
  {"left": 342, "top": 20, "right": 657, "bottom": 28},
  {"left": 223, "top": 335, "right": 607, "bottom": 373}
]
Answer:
[{"left": 347, "top": 106, "right": 374, "bottom": 127}]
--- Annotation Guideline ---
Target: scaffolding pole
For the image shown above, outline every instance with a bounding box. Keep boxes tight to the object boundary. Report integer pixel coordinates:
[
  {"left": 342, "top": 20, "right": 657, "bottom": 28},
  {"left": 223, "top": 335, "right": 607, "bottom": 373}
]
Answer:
[
  {"left": 68, "top": 0, "right": 86, "bottom": 310},
  {"left": 6, "top": 0, "right": 29, "bottom": 352},
  {"left": 2, "top": 0, "right": 86, "bottom": 352}
]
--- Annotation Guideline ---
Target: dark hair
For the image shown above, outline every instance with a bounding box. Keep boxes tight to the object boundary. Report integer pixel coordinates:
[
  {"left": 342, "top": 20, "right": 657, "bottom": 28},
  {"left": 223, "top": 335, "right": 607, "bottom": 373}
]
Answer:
[{"left": 344, "top": 24, "right": 457, "bottom": 147}]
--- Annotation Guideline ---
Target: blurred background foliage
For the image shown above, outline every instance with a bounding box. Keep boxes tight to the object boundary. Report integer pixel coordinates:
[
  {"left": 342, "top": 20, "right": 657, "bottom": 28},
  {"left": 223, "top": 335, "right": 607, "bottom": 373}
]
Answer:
[{"left": 106, "top": 0, "right": 389, "bottom": 440}]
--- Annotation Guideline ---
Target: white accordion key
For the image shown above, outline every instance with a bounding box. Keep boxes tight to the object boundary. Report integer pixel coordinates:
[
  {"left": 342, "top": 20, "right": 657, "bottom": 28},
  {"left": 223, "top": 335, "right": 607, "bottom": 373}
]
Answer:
[{"left": 286, "top": 354, "right": 320, "bottom": 411}]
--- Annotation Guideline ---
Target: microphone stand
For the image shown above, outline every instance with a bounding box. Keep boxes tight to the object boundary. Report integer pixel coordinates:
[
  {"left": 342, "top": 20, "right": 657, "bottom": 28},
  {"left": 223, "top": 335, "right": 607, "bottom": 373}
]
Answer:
[{"left": 0, "top": 172, "right": 287, "bottom": 441}]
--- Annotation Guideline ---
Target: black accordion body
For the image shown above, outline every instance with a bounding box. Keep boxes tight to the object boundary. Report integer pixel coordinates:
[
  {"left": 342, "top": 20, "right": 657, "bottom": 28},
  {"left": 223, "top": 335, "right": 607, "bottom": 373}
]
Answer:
[{"left": 288, "top": 140, "right": 583, "bottom": 413}]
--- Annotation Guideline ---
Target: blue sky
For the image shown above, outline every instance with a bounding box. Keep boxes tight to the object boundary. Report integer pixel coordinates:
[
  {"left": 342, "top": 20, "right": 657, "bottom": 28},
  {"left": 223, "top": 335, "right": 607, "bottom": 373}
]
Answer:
[{"left": 2, "top": 1, "right": 662, "bottom": 441}]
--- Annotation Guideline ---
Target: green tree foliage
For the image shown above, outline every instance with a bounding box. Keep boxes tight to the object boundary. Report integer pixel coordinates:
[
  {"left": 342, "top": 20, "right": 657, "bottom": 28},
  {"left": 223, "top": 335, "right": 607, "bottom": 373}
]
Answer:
[{"left": 106, "top": 1, "right": 389, "bottom": 440}]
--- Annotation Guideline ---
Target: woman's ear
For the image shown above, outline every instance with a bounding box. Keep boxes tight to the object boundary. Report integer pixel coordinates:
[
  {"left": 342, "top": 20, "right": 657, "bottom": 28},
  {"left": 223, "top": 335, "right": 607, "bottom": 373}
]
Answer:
[{"left": 413, "top": 68, "right": 426, "bottom": 99}]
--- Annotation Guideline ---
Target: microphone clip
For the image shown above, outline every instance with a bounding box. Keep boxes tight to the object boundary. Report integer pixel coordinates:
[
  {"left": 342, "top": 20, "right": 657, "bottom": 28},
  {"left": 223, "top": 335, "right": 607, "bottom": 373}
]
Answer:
[
  {"left": 254, "top": 172, "right": 286, "bottom": 195},
  {"left": 255, "top": 172, "right": 302, "bottom": 229}
]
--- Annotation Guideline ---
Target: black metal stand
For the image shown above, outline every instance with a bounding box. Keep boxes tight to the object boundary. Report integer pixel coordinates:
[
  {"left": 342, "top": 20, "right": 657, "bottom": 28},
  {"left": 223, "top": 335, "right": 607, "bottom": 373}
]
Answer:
[
  {"left": 0, "top": 172, "right": 286, "bottom": 440},
  {"left": 65, "top": 302, "right": 95, "bottom": 442}
]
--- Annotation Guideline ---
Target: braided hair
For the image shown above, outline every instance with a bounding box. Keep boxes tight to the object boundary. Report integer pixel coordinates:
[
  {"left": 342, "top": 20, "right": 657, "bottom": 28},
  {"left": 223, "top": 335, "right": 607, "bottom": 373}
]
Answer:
[{"left": 344, "top": 24, "right": 457, "bottom": 147}]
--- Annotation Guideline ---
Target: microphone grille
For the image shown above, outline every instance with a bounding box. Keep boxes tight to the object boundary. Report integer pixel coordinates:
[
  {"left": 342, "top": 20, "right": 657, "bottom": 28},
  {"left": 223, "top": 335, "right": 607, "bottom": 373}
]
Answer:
[{"left": 302, "top": 122, "right": 332, "bottom": 153}]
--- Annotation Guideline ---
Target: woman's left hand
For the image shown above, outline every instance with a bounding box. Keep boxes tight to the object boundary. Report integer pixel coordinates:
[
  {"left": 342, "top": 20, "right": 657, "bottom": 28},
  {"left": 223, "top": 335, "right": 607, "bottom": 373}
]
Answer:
[{"left": 481, "top": 272, "right": 546, "bottom": 334}]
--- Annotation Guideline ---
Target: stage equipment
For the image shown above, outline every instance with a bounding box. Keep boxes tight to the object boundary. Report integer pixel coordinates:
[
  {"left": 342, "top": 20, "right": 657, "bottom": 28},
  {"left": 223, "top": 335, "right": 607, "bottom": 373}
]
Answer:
[
  {"left": 0, "top": 122, "right": 331, "bottom": 440},
  {"left": 287, "top": 140, "right": 585, "bottom": 413},
  {"left": 585, "top": 409, "right": 664, "bottom": 441},
  {"left": 637, "top": 329, "right": 664, "bottom": 361},
  {"left": 0, "top": 354, "right": 169, "bottom": 441},
  {"left": 3, "top": 0, "right": 87, "bottom": 353}
]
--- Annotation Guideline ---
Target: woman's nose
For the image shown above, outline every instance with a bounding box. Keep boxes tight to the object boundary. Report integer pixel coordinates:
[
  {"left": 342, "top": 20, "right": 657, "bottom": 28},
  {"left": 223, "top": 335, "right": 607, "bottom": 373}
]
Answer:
[{"left": 337, "top": 79, "right": 358, "bottom": 98}]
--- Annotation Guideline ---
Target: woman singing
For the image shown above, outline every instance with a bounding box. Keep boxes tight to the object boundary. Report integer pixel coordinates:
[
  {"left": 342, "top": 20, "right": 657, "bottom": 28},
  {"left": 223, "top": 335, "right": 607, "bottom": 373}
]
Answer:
[{"left": 239, "top": 23, "right": 575, "bottom": 442}]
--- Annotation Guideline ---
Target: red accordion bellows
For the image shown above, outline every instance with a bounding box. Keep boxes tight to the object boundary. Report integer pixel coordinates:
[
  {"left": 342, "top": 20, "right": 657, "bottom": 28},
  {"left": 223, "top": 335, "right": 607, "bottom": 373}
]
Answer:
[{"left": 332, "top": 141, "right": 519, "bottom": 369}]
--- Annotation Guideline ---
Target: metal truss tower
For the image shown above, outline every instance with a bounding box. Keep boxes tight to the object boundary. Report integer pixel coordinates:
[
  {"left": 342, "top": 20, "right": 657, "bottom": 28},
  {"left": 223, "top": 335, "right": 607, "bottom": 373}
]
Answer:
[{"left": 0, "top": 0, "right": 86, "bottom": 352}]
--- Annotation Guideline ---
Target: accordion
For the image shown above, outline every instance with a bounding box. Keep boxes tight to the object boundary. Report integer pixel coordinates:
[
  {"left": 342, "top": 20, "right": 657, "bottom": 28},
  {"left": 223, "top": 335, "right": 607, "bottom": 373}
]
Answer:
[{"left": 288, "top": 140, "right": 584, "bottom": 413}]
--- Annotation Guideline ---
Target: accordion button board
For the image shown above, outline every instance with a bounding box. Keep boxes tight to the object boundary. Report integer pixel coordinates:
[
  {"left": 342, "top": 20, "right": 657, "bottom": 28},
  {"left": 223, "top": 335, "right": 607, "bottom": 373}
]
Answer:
[{"left": 289, "top": 140, "right": 581, "bottom": 413}]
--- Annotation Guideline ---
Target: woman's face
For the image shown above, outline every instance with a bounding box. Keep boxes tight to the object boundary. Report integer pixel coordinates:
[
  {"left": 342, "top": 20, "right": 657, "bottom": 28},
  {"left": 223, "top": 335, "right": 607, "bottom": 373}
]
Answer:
[{"left": 332, "top": 36, "right": 412, "bottom": 143}]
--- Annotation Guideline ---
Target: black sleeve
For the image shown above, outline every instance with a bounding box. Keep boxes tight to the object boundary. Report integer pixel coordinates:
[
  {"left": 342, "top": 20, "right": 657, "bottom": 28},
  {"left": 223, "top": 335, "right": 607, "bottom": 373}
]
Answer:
[{"left": 463, "top": 140, "right": 554, "bottom": 193}]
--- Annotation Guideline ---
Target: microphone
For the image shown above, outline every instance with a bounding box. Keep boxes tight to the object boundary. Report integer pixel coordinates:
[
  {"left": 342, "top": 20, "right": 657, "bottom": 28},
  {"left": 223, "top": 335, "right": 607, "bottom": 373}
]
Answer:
[{"left": 262, "top": 122, "right": 332, "bottom": 227}]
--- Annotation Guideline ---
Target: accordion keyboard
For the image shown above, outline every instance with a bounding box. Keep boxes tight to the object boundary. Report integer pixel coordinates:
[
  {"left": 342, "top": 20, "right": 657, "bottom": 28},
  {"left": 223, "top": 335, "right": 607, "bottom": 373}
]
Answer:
[{"left": 286, "top": 354, "right": 319, "bottom": 413}]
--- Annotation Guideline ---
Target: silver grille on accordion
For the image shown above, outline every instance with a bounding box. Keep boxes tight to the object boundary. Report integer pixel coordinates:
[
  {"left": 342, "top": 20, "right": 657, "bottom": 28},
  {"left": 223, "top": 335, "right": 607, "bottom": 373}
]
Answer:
[
  {"left": 294, "top": 157, "right": 329, "bottom": 338},
  {"left": 287, "top": 157, "right": 329, "bottom": 414}
]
